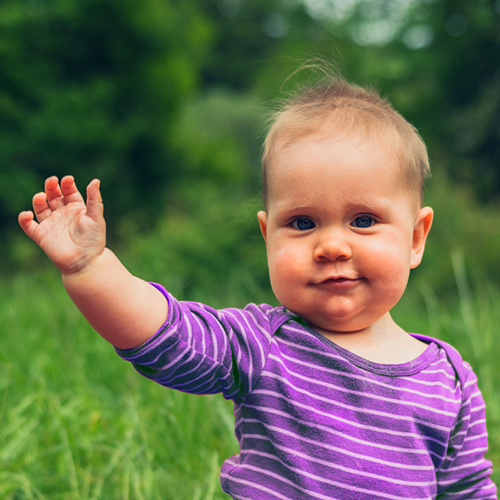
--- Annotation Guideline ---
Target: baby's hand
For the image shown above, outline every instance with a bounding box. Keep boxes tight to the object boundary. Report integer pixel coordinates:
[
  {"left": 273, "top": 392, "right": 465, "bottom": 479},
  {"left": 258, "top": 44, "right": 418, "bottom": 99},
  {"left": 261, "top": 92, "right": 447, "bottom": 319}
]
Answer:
[{"left": 18, "top": 176, "right": 106, "bottom": 275}]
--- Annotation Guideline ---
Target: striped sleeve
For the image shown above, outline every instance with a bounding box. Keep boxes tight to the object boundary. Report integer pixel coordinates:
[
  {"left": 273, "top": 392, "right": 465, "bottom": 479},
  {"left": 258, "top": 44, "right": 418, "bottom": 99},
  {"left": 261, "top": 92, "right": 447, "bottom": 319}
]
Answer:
[
  {"left": 115, "top": 283, "right": 283, "bottom": 401},
  {"left": 436, "top": 364, "right": 497, "bottom": 499}
]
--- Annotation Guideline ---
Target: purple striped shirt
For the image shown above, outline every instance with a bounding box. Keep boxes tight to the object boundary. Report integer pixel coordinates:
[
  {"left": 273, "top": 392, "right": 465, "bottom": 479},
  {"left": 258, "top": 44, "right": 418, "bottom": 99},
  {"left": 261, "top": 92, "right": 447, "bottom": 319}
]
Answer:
[{"left": 116, "top": 284, "right": 497, "bottom": 499}]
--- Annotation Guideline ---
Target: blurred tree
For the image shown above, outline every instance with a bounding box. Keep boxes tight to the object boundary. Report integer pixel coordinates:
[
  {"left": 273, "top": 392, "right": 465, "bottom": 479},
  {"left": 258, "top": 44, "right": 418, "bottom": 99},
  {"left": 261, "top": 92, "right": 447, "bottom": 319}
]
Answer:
[
  {"left": 195, "top": 0, "right": 319, "bottom": 91},
  {"left": 0, "top": 0, "right": 212, "bottom": 256},
  {"left": 302, "top": 0, "right": 500, "bottom": 202},
  {"left": 426, "top": 0, "right": 500, "bottom": 202},
  {"left": 3, "top": 0, "right": 499, "bottom": 288}
]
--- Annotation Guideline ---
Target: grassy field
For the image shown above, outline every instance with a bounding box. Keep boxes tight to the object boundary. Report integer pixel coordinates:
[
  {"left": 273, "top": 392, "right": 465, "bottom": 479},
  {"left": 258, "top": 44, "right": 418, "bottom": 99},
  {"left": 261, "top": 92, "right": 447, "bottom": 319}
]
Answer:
[{"left": 1, "top": 267, "right": 498, "bottom": 499}]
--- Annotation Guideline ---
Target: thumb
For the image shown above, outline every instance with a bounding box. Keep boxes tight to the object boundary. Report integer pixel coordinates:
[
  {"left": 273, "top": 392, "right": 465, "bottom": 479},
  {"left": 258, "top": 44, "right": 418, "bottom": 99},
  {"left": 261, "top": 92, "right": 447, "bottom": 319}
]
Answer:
[{"left": 85, "top": 179, "right": 104, "bottom": 222}]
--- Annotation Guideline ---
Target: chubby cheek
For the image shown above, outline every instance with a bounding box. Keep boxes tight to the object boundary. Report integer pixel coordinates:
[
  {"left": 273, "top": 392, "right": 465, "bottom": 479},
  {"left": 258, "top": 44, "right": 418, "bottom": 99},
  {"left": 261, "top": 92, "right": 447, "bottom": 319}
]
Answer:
[
  {"left": 267, "top": 243, "right": 306, "bottom": 296},
  {"left": 365, "top": 239, "right": 412, "bottom": 295}
]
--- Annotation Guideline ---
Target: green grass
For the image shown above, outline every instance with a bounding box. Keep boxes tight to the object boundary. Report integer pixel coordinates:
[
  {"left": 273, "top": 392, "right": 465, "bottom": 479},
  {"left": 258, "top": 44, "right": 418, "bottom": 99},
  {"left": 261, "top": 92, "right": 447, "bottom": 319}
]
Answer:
[
  {"left": 1, "top": 266, "right": 498, "bottom": 498},
  {"left": 0, "top": 270, "right": 238, "bottom": 499}
]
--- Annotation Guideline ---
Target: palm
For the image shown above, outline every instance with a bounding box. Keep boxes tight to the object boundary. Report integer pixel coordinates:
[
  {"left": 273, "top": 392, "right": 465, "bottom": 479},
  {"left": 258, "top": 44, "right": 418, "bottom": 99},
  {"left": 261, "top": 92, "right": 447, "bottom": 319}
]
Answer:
[{"left": 19, "top": 176, "right": 106, "bottom": 274}]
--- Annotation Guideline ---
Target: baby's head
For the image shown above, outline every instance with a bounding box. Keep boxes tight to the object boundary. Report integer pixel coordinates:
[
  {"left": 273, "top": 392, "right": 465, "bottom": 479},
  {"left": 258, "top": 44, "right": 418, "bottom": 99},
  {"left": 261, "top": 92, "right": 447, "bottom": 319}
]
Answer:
[
  {"left": 257, "top": 74, "right": 434, "bottom": 335},
  {"left": 262, "top": 76, "right": 430, "bottom": 212}
]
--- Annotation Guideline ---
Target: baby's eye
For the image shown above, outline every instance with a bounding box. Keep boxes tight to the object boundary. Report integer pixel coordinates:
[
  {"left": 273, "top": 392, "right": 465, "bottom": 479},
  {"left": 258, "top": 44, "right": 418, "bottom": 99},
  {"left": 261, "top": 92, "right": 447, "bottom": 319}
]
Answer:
[
  {"left": 292, "top": 218, "right": 315, "bottom": 231},
  {"left": 352, "top": 215, "right": 376, "bottom": 228}
]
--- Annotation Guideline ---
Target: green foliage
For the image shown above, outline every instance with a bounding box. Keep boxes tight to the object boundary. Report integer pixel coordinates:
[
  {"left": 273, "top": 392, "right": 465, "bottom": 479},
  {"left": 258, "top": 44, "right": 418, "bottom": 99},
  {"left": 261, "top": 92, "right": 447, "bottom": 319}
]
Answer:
[
  {"left": 0, "top": 272, "right": 237, "bottom": 499},
  {"left": 0, "top": 0, "right": 212, "bottom": 252},
  {"left": 343, "top": 0, "right": 500, "bottom": 201},
  {"left": 196, "top": 0, "right": 291, "bottom": 90},
  {"left": 407, "top": 171, "right": 500, "bottom": 296},
  {"left": 2, "top": 0, "right": 500, "bottom": 494},
  {"left": 122, "top": 92, "right": 273, "bottom": 308},
  {"left": 2, "top": 263, "right": 499, "bottom": 497}
]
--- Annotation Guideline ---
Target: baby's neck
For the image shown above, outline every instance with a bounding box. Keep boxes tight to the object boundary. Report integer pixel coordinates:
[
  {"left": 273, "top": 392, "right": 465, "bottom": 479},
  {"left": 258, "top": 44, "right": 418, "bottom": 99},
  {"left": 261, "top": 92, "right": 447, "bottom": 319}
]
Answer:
[{"left": 313, "top": 313, "right": 428, "bottom": 365}]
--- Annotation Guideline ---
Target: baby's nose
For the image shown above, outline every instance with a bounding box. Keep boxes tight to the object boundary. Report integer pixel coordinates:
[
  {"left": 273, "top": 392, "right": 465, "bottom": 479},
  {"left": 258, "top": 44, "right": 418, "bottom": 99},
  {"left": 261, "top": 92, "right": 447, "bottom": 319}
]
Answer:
[{"left": 313, "top": 230, "right": 352, "bottom": 262}]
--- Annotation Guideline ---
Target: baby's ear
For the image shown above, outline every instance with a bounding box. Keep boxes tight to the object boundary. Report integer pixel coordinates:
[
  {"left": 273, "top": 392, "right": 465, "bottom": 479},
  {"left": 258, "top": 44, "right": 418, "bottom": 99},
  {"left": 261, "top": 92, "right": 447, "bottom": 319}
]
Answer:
[
  {"left": 257, "top": 211, "right": 268, "bottom": 243},
  {"left": 410, "top": 207, "right": 433, "bottom": 269}
]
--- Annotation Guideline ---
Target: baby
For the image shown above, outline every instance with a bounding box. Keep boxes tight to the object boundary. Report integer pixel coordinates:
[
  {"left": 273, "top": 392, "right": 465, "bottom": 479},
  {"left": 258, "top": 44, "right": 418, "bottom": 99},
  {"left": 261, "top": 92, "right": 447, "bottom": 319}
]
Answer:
[{"left": 19, "top": 76, "right": 496, "bottom": 499}]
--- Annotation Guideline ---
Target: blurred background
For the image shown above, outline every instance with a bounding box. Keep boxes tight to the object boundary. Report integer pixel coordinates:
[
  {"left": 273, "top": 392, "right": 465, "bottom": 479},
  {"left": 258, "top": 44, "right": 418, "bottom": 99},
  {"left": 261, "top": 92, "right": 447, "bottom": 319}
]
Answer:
[
  {"left": 0, "top": 0, "right": 499, "bottom": 497},
  {"left": 2, "top": 0, "right": 500, "bottom": 297}
]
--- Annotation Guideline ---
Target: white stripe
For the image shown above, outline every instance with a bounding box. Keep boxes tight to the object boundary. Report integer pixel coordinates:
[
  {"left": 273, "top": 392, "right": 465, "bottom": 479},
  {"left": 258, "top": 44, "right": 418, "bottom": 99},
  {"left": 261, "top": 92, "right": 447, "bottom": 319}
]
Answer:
[
  {"left": 277, "top": 329, "right": 344, "bottom": 361},
  {"left": 158, "top": 348, "right": 198, "bottom": 383},
  {"left": 226, "top": 455, "right": 433, "bottom": 500},
  {"left": 215, "top": 315, "right": 230, "bottom": 365},
  {"left": 184, "top": 305, "right": 193, "bottom": 346},
  {"left": 225, "top": 385, "right": 242, "bottom": 399},
  {"left": 232, "top": 494, "right": 264, "bottom": 500},
  {"left": 420, "top": 368, "right": 457, "bottom": 382},
  {"left": 440, "top": 481, "right": 496, "bottom": 497},
  {"left": 241, "top": 405, "right": 442, "bottom": 455},
  {"left": 223, "top": 460, "right": 340, "bottom": 500},
  {"left": 159, "top": 359, "right": 213, "bottom": 387},
  {"left": 220, "top": 470, "right": 294, "bottom": 500},
  {"left": 468, "top": 419, "right": 487, "bottom": 429},
  {"left": 148, "top": 343, "right": 192, "bottom": 372},
  {"left": 464, "top": 432, "right": 488, "bottom": 442},
  {"left": 236, "top": 309, "right": 267, "bottom": 374},
  {"left": 191, "top": 312, "right": 218, "bottom": 361},
  {"left": 135, "top": 324, "right": 179, "bottom": 359},
  {"left": 465, "top": 390, "right": 482, "bottom": 405},
  {"left": 274, "top": 351, "right": 461, "bottom": 405},
  {"left": 439, "top": 458, "right": 489, "bottom": 475},
  {"left": 410, "top": 351, "right": 454, "bottom": 377},
  {"left": 242, "top": 445, "right": 436, "bottom": 486},
  {"left": 455, "top": 414, "right": 472, "bottom": 426},
  {"left": 401, "top": 377, "right": 459, "bottom": 393},
  {"left": 263, "top": 365, "right": 458, "bottom": 418},
  {"left": 192, "top": 312, "right": 207, "bottom": 354},
  {"left": 464, "top": 377, "right": 479, "bottom": 389},
  {"left": 169, "top": 362, "right": 226, "bottom": 391},
  {"left": 277, "top": 332, "right": 458, "bottom": 394},
  {"left": 245, "top": 308, "right": 273, "bottom": 343},
  {"left": 224, "top": 310, "right": 258, "bottom": 385},
  {"left": 250, "top": 387, "right": 451, "bottom": 434},
  {"left": 242, "top": 422, "right": 435, "bottom": 470},
  {"left": 131, "top": 320, "right": 178, "bottom": 356},
  {"left": 471, "top": 403, "right": 486, "bottom": 413},
  {"left": 457, "top": 446, "right": 488, "bottom": 457}
]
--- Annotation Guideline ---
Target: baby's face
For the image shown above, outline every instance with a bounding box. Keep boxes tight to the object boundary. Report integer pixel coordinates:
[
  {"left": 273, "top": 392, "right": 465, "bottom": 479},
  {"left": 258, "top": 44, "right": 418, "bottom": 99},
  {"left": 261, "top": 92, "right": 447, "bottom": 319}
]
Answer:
[{"left": 258, "top": 132, "right": 433, "bottom": 335}]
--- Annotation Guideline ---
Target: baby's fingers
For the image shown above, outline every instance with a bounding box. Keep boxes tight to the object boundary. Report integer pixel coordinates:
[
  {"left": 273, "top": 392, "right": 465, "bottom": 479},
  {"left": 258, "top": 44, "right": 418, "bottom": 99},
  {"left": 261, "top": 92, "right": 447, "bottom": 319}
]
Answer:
[
  {"left": 85, "top": 179, "right": 104, "bottom": 223},
  {"left": 44, "top": 176, "right": 65, "bottom": 210},
  {"left": 18, "top": 210, "right": 39, "bottom": 240},
  {"left": 32, "top": 191, "right": 53, "bottom": 223},
  {"left": 60, "top": 175, "right": 85, "bottom": 205}
]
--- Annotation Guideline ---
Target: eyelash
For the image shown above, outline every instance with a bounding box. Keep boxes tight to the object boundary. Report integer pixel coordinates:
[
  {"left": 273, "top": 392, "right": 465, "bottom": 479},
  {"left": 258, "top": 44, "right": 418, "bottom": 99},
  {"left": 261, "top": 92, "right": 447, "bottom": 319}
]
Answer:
[
  {"left": 291, "top": 217, "right": 315, "bottom": 231},
  {"left": 351, "top": 215, "right": 377, "bottom": 228},
  {"left": 289, "top": 214, "right": 378, "bottom": 231},
  {"left": 290, "top": 215, "right": 378, "bottom": 230}
]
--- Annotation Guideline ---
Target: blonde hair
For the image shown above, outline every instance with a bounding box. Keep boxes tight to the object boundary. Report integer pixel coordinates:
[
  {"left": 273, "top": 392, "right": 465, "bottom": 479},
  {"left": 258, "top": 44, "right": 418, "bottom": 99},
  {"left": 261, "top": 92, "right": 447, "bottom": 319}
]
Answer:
[{"left": 262, "top": 72, "right": 430, "bottom": 209}]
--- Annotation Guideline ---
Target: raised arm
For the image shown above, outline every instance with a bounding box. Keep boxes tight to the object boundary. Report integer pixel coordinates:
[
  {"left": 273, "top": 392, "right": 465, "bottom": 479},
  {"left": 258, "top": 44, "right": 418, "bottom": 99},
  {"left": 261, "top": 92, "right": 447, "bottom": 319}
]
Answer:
[{"left": 18, "top": 176, "right": 168, "bottom": 349}]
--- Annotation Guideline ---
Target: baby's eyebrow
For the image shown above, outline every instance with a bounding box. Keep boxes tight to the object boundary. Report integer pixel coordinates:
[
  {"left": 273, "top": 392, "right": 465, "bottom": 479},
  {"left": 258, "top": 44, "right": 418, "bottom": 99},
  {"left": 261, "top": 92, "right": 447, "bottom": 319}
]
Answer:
[
  {"left": 271, "top": 203, "right": 312, "bottom": 217},
  {"left": 279, "top": 200, "right": 389, "bottom": 213},
  {"left": 344, "top": 201, "right": 382, "bottom": 212},
  {"left": 286, "top": 204, "right": 311, "bottom": 211}
]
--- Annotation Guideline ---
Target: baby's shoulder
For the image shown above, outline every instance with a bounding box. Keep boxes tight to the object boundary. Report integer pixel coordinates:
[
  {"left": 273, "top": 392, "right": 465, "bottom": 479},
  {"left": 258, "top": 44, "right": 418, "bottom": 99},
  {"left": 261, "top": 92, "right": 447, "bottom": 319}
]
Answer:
[
  {"left": 227, "top": 302, "right": 296, "bottom": 335},
  {"left": 411, "top": 333, "right": 473, "bottom": 390}
]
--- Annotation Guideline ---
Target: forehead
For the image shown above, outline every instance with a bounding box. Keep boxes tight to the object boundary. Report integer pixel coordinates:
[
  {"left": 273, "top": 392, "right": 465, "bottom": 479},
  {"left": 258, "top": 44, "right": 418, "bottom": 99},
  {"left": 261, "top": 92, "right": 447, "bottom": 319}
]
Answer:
[
  {"left": 267, "top": 130, "right": 405, "bottom": 204},
  {"left": 265, "top": 130, "right": 423, "bottom": 219}
]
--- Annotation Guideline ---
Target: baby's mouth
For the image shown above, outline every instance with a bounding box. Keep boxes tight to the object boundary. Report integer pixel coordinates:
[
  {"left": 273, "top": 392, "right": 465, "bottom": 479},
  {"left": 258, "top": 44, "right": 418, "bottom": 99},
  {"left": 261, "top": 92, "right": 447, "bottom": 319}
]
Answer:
[{"left": 314, "top": 276, "right": 362, "bottom": 286}]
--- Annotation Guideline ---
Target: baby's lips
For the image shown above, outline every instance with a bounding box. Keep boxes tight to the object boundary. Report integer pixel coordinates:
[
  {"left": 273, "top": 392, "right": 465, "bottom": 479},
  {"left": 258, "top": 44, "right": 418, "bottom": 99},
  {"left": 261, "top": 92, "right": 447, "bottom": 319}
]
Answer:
[
  {"left": 311, "top": 277, "right": 365, "bottom": 289},
  {"left": 316, "top": 275, "right": 359, "bottom": 284}
]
